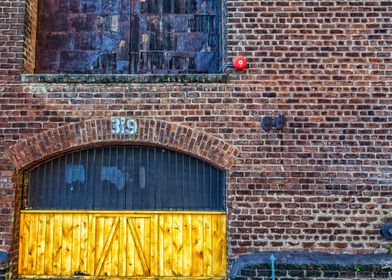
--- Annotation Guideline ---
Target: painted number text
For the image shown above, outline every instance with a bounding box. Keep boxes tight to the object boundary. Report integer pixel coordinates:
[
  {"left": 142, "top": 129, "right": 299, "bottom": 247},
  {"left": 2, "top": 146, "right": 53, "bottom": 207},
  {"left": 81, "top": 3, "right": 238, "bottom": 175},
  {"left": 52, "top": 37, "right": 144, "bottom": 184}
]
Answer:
[{"left": 112, "top": 118, "right": 138, "bottom": 135}]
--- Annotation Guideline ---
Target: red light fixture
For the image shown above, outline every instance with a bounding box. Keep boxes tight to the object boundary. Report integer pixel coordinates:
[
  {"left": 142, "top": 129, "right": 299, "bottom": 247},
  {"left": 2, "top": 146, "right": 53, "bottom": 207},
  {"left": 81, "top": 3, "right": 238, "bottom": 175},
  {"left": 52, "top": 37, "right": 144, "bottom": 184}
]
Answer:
[{"left": 233, "top": 56, "right": 248, "bottom": 70}]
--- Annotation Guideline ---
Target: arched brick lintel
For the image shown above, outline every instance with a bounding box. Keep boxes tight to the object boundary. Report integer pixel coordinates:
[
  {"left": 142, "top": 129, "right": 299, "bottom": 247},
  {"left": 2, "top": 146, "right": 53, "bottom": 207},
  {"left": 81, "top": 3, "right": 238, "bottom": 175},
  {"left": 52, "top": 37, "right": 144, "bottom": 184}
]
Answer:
[{"left": 5, "top": 118, "right": 240, "bottom": 171}]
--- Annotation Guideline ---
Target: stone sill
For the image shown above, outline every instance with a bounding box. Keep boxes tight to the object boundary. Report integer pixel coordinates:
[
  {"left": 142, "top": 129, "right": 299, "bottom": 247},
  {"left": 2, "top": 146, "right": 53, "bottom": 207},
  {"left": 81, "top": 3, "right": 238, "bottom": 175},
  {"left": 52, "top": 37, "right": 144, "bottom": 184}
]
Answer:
[{"left": 21, "top": 74, "right": 228, "bottom": 84}]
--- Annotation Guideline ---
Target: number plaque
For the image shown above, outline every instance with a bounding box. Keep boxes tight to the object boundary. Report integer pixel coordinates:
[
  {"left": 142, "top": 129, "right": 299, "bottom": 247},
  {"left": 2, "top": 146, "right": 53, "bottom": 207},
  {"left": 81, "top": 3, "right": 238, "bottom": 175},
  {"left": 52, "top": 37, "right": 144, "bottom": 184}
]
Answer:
[{"left": 112, "top": 118, "right": 138, "bottom": 135}]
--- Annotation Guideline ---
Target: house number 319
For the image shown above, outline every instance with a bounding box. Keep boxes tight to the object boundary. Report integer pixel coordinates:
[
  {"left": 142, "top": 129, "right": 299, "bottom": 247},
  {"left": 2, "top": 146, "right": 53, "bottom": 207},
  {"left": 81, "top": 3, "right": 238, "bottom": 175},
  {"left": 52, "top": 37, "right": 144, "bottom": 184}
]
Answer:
[{"left": 112, "top": 118, "right": 138, "bottom": 135}]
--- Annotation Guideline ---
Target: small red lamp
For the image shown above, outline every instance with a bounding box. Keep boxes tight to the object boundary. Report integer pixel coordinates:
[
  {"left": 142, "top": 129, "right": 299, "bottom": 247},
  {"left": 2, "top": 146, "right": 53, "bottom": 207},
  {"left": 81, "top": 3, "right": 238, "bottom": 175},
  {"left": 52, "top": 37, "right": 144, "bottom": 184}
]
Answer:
[{"left": 233, "top": 56, "right": 248, "bottom": 70}]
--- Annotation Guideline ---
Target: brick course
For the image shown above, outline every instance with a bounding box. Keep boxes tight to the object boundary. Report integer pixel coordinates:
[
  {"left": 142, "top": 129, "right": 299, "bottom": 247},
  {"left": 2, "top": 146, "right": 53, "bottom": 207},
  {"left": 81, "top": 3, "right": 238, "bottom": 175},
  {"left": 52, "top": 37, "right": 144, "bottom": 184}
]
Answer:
[{"left": 0, "top": 0, "right": 392, "bottom": 278}]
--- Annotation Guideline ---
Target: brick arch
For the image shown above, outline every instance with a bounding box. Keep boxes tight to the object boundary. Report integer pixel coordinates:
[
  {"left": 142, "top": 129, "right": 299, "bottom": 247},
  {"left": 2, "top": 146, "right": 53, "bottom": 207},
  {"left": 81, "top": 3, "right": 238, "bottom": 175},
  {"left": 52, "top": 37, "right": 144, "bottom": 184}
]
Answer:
[{"left": 5, "top": 118, "right": 240, "bottom": 171}]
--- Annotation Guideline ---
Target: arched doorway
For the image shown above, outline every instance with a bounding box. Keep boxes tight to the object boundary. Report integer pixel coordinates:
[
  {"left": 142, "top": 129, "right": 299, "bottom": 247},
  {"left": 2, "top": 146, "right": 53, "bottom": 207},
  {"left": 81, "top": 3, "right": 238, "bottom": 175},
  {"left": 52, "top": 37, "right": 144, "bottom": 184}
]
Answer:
[{"left": 19, "top": 145, "right": 227, "bottom": 278}]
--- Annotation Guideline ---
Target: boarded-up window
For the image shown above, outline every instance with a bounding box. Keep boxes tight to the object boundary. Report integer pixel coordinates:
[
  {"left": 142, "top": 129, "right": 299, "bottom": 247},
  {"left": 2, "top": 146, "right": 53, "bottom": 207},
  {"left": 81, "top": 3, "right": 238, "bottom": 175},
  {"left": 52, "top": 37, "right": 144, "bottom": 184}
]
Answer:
[{"left": 35, "top": 0, "right": 223, "bottom": 74}]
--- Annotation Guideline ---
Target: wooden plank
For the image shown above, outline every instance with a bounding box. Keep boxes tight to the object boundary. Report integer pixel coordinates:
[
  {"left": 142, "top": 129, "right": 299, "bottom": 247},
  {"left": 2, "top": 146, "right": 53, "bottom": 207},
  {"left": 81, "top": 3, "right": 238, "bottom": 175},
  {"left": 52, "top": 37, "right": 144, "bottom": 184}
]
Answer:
[
  {"left": 103, "top": 218, "right": 114, "bottom": 276},
  {"left": 212, "top": 214, "right": 226, "bottom": 276},
  {"left": 211, "top": 214, "right": 219, "bottom": 276},
  {"left": 95, "top": 218, "right": 119, "bottom": 275},
  {"left": 126, "top": 217, "right": 135, "bottom": 276},
  {"left": 182, "top": 214, "right": 192, "bottom": 276},
  {"left": 118, "top": 217, "right": 127, "bottom": 277},
  {"left": 19, "top": 213, "right": 29, "bottom": 275},
  {"left": 162, "top": 214, "right": 173, "bottom": 276},
  {"left": 203, "top": 214, "right": 213, "bottom": 276},
  {"left": 127, "top": 218, "right": 150, "bottom": 276},
  {"left": 71, "top": 214, "right": 81, "bottom": 274},
  {"left": 61, "top": 214, "right": 73, "bottom": 275},
  {"left": 110, "top": 218, "right": 120, "bottom": 276},
  {"left": 79, "top": 214, "right": 88, "bottom": 274},
  {"left": 143, "top": 218, "right": 151, "bottom": 275},
  {"left": 172, "top": 214, "right": 183, "bottom": 276},
  {"left": 158, "top": 214, "right": 164, "bottom": 276},
  {"left": 44, "top": 214, "right": 54, "bottom": 274},
  {"left": 52, "top": 213, "right": 63, "bottom": 275},
  {"left": 18, "top": 214, "right": 23, "bottom": 274},
  {"left": 27, "top": 214, "right": 38, "bottom": 275},
  {"left": 36, "top": 214, "right": 46, "bottom": 274},
  {"left": 94, "top": 216, "right": 105, "bottom": 275},
  {"left": 191, "top": 214, "right": 204, "bottom": 276},
  {"left": 149, "top": 214, "right": 159, "bottom": 276},
  {"left": 218, "top": 215, "right": 227, "bottom": 276},
  {"left": 18, "top": 214, "right": 24, "bottom": 274},
  {"left": 133, "top": 218, "right": 143, "bottom": 276},
  {"left": 86, "top": 215, "right": 96, "bottom": 276}
]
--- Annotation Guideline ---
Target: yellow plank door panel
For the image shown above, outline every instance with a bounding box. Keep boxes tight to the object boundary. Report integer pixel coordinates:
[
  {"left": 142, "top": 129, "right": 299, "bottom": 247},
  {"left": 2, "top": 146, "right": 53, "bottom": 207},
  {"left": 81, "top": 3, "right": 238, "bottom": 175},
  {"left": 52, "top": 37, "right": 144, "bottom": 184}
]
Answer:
[{"left": 19, "top": 211, "right": 226, "bottom": 279}]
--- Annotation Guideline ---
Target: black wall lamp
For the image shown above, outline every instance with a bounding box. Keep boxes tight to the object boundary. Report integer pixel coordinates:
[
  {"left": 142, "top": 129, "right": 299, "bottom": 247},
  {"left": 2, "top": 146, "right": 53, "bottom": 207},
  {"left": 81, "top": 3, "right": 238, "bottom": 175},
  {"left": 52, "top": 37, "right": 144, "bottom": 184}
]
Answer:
[{"left": 262, "top": 113, "right": 287, "bottom": 132}]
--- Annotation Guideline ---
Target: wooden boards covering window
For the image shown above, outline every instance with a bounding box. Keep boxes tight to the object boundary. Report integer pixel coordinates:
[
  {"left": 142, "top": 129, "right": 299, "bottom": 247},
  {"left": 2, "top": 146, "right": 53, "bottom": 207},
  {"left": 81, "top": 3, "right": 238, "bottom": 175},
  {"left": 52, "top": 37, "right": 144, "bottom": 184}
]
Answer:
[{"left": 19, "top": 210, "right": 226, "bottom": 279}]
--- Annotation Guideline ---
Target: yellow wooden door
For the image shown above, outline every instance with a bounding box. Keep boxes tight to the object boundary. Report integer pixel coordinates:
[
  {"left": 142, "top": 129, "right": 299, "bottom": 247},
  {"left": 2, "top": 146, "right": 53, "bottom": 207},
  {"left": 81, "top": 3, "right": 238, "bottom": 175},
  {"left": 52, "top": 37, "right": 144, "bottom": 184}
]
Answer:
[{"left": 19, "top": 211, "right": 226, "bottom": 279}]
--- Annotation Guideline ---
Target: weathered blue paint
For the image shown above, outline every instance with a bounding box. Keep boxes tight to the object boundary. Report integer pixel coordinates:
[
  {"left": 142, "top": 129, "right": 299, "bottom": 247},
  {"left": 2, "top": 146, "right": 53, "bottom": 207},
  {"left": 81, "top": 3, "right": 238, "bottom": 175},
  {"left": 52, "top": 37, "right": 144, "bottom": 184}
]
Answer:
[
  {"left": 0, "top": 252, "right": 9, "bottom": 265},
  {"left": 65, "top": 164, "right": 86, "bottom": 185},
  {"left": 139, "top": 166, "right": 146, "bottom": 190},
  {"left": 101, "top": 166, "right": 129, "bottom": 191}
]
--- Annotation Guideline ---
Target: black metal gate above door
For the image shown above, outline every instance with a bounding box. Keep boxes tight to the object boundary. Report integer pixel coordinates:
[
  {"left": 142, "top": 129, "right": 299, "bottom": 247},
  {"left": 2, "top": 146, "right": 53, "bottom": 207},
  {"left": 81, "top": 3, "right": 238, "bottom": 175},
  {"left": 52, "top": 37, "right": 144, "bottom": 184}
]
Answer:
[{"left": 27, "top": 145, "right": 226, "bottom": 211}]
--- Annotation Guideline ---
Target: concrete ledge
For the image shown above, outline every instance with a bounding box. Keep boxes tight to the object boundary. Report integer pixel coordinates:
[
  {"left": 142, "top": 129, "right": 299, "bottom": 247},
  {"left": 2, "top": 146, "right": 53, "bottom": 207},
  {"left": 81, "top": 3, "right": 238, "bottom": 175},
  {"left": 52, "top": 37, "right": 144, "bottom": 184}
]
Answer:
[
  {"left": 21, "top": 74, "right": 228, "bottom": 84},
  {"left": 230, "top": 251, "right": 392, "bottom": 277}
]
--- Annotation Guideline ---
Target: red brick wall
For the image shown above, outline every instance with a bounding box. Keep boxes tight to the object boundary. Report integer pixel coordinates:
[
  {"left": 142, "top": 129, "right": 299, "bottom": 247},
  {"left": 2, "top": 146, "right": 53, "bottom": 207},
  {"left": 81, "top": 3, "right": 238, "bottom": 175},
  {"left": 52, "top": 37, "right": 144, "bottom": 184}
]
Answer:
[
  {"left": 0, "top": 0, "right": 26, "bottom": 256},
  {"left": 0, "top": 0, "right": 28, "bottom": 276},
  {"left": 1, "top": 0, "right": 392, "bottom": 276}
]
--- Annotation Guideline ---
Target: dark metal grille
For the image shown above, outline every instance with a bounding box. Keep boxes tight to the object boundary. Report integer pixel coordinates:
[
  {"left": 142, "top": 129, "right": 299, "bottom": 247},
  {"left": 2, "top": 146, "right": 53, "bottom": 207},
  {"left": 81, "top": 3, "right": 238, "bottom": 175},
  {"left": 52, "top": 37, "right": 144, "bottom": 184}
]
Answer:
[{"left": 27, "top": 146, "right": 226, "bottom": 211}]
